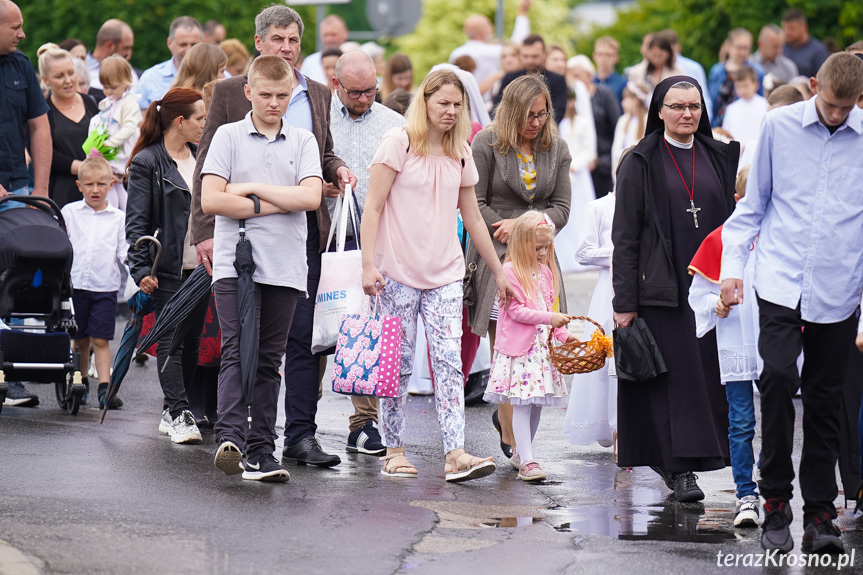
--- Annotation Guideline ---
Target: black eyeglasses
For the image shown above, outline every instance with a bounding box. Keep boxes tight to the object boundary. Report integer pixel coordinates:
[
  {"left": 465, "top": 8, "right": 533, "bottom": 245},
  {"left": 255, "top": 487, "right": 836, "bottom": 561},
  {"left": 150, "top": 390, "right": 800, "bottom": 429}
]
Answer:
[
  {"left": 527, "top": 110, "right": 550, "bottom": 123},
  {"left": 663, "top": 103, "right": 702, "bottom": 113},
  {"left": 337, "top": 78, "right": 379, "bottom": 100}
]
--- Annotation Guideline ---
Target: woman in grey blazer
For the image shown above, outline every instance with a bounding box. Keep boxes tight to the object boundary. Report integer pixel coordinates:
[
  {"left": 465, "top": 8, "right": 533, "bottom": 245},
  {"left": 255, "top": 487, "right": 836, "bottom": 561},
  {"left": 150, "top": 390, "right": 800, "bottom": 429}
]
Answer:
[{"left": 466, "top": 75, "right": 572, "bottom": 459}]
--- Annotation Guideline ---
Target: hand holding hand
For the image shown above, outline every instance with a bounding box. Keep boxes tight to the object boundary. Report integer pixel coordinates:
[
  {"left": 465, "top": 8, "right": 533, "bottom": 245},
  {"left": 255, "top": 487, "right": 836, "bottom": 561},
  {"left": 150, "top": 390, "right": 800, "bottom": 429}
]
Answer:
[
  {"left": 719, "top": 278, "right": 744, "bottom": 309},
  {"left": 551, "top": 312, "right": 571, "bottom": 328},
  {"left": 715, "top": 297, "right": 731, "bottom": 318},
  {"left": 495, "top": 274, "right": 520, "bottom": 309}
]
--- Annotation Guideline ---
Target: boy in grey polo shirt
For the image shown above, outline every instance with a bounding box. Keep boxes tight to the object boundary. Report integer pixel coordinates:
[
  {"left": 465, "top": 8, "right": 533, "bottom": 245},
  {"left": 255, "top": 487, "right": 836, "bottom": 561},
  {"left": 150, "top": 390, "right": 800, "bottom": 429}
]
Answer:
[{"left": 201, "top": 56, "right": 322, "bottom": 483}]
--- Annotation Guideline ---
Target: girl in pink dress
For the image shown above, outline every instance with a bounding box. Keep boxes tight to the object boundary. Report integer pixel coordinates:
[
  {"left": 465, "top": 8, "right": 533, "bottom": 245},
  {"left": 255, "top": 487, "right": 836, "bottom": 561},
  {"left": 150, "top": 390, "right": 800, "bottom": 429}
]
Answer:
[{"left": 484, "top": 211, "right": 575, "bottom": 481}]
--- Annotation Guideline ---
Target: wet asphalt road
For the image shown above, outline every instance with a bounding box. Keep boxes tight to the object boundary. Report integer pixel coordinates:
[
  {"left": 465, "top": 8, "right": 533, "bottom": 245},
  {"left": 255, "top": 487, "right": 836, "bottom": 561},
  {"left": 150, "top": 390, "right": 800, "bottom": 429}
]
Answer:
[{"left": 1, "top": 272, "right": 862, "bottom": 574}]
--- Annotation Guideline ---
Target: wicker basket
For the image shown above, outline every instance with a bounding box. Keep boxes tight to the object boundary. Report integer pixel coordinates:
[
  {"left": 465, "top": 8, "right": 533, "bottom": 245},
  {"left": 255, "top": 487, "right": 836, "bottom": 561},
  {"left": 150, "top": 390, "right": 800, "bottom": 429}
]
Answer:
[{"left": 547, "top": 316, "right": 613, "bottom": 375}]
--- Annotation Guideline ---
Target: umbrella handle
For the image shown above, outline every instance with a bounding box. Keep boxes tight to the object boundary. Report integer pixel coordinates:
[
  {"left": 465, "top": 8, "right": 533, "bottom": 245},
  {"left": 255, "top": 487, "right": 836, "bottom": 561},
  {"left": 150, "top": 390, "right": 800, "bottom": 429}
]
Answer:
[
  {"left": 134, "top": 235, "right": 163, "bottom": 277},
  {"left": 238, "top": 195, "right": 261, "bottom": 241}
]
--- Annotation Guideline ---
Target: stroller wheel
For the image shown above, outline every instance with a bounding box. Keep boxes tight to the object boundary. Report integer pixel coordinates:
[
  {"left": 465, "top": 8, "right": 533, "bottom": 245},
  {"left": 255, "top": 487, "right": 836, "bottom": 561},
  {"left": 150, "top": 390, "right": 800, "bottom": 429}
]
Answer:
[
  {"left": 55, "top": 375, "right": 70, "bottom": 411},
  {"left": 55, "top": 372, "right": 85, "bottom": 415}
]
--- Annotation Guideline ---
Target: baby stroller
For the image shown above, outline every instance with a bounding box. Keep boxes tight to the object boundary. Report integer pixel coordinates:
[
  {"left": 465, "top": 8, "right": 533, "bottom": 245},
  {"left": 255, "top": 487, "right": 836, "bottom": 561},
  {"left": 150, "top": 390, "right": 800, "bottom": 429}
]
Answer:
[{"left": 0, "top": 195, "right": 82, "bottom": 415}]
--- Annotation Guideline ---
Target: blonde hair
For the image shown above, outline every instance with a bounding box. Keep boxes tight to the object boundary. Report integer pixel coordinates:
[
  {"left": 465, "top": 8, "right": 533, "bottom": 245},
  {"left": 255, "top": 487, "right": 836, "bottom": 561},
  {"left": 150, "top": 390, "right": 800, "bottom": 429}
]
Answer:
[
  {"left": 487, "top": 75, "right": 558, "bottom": 154},
  {"left": 504, "top": 211, "right": 559, "bottom": 303},
  {"left": 172, "top": 43, "right": 227, "bottom": 94},
  {"left": 735, "top": 165, "right": 750, "bottom": 198},
  {"left": 99, "top": 54, "right": 134, "bottom": 89},
  {"left": 220, "top": 39, "right": 250, "bottom": 74},
  {"left": 37, "top": 43, "right": 73, "bottom": 79},
  {"left": 78, "top": 156, "right": 113, "bottom": 182},
  {"left": 404, "top": 70, "right": 471, "bottom": 159},
  {"left": 247, "top": 55, "right": 291, "bottom": 88},
  {"left": 202, "top": 79, "right": 218, "bottom": 111}
]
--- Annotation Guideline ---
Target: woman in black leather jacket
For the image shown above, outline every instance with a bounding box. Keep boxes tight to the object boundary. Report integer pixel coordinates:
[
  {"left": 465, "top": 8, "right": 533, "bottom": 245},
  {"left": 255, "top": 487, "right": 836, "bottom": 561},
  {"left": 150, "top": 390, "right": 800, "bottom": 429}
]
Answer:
[{"left": 126, "top": 87, "right": 208, "bottom": 444}]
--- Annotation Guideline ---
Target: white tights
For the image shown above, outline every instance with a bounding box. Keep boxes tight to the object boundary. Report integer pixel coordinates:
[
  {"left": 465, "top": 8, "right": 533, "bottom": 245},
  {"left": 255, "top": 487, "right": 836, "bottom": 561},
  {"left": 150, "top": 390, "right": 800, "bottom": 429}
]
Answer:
[{"left": 512, "top": 404, "right": 543, "bottom": 462}]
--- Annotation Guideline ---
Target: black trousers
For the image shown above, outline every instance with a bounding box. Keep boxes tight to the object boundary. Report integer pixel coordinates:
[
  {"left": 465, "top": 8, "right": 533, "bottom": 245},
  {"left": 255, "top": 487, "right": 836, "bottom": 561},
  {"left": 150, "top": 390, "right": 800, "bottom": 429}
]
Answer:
[
  {"left": 153, "top": 271, "right": 208, "bottom": 418},
  {"left": 757, "top": 297, "right": 857, "bottom": 523},
  {"left": 283, "top": 211, "right": 323, "bottom": 446},
  {"left": 214, "top": 278, "right": 298, "bottom": 456}
]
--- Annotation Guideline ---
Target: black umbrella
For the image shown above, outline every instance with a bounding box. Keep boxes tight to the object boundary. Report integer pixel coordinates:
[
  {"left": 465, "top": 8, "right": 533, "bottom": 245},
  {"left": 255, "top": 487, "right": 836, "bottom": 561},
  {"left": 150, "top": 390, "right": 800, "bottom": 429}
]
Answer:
[
  {"left": 236, "top": 195, "right": 260, "bottom": 429},
  {"left": 133, "top": 263, "right": 212, "bottom": 370},
  {"left": 101, "top": 236, "right": 161, "bottom": 423}
]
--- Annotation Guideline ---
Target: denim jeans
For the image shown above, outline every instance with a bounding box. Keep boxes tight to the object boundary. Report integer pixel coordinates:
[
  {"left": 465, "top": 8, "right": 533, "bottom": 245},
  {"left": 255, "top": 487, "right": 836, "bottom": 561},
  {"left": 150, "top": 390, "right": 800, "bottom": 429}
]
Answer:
[
  {"left": 0, "top": 186, "right": 31, "bottom": 212},
  {"left": 726, "top": 380, "right": 758, "bottom": 499}
]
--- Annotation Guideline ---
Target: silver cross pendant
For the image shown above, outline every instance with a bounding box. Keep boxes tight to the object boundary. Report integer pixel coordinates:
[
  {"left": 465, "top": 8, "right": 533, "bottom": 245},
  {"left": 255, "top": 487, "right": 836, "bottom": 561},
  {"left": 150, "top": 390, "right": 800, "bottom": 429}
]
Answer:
[{"left": 686, "top": 200, "right": 701, "bottom": 229}]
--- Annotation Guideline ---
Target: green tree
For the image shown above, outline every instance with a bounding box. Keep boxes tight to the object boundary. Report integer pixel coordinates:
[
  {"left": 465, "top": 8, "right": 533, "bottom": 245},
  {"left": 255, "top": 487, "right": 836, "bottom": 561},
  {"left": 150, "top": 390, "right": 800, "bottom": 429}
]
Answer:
[
  {"left": 578, "top": 0, "right": 863, "bottom": 74},
  {"left": 18, "top": 1, "right": 319, "bottom": 71},
  {"left": 392, "top": 0, "right": 576, "bottom": 77}
]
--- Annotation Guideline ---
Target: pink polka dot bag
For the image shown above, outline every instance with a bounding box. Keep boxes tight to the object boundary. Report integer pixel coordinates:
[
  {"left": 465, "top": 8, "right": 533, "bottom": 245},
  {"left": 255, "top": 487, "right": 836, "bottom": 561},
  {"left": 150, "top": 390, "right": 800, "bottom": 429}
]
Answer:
[{"left": 330, "top": 298, "right": 401, "bottom": 398}]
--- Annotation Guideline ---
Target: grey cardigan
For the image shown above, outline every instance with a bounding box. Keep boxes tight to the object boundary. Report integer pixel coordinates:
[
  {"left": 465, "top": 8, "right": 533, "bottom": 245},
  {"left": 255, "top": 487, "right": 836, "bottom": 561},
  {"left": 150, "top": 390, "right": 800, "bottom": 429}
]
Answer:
[{"left": 466, "top": 129, "right": 573, "bottom": 337}]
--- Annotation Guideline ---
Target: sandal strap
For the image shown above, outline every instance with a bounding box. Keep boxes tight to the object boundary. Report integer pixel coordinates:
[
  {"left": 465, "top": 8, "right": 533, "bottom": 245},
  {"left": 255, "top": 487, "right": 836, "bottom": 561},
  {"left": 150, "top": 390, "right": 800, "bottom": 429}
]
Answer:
[{"left": 380, "top": 452, "right": 416, "bottom": 473}]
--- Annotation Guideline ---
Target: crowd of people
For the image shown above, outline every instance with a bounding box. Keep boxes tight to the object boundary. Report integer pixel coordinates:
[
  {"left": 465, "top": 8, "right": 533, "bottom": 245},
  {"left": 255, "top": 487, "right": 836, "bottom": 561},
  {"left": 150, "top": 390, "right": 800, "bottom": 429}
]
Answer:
[{"left": 4, "top": 0, "right": 863, "bottom": 558}]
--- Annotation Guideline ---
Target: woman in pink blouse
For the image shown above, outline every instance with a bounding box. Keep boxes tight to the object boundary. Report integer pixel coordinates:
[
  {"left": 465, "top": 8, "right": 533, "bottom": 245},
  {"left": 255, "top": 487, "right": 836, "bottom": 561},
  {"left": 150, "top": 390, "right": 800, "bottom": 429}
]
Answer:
[{"left": 361, "top": 70, "right": 516, "bottom": 482}]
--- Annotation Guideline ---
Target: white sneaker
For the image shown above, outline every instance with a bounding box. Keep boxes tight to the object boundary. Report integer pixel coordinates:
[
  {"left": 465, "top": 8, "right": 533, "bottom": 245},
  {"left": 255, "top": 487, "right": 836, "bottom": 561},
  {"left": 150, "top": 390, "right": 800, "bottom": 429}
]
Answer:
[
  {"left": 158, "top": 409, "right": 172, "bottom": 435},
  {"left": 509, "top": 452, "right": 520, "bottom": 470},
  {"left": 734, "top": 495, "right": 760, "bottom": 528},
  {"left": 163, "top": 409, "right": 202, "bottom": 444}
]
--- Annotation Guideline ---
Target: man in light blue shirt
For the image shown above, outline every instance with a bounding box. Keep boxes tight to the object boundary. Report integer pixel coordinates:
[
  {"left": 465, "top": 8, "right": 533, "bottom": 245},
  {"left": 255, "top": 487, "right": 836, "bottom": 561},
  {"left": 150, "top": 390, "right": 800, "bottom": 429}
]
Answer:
[
  {"left": 720, "top": 53, "right": 863, "bottom": 556},
  {"left": 135, "top": 16, "right": 202, "bottom": 110}
]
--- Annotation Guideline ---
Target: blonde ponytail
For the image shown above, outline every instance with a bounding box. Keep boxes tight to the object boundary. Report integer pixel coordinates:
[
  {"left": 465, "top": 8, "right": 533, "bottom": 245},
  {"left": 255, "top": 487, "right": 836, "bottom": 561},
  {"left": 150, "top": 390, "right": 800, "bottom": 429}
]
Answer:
[{"left": 37, "top": 42, "right": 72, "bottom": 79}]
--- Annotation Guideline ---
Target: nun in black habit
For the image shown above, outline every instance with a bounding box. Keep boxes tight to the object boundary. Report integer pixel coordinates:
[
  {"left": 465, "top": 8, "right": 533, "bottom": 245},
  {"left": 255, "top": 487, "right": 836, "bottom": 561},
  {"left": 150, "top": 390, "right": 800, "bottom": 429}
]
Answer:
[{"left": 611, "top": 76, "right": 740, "bottom": 502}]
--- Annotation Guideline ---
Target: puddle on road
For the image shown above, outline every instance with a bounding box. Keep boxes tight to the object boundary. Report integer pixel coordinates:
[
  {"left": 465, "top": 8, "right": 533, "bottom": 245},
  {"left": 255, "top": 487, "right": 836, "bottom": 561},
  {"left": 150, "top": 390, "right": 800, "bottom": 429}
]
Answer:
[
  {"left": 476, "top": 503, "right": 737, "bottom": 543},
  {"left": 547, "top": 504, "right": 737, "bottom": 543},
  {"left": 479, "top": 517, "right": 542, "bottom": 528}
]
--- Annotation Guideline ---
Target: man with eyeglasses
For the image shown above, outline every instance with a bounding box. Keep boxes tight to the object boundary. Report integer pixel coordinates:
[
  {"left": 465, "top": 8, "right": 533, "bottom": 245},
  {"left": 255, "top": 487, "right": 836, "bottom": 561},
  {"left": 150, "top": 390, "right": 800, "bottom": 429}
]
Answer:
[
  {"left": 190, "top": 4, "right": 357, "bottom": 470},
  {"left": 320, "top": 50, "right": 406, "bottom": 456}
]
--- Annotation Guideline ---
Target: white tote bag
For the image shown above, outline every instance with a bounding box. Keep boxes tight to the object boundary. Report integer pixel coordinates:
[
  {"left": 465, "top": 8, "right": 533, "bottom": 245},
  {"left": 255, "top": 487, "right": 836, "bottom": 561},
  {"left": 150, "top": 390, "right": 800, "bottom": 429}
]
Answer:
[{"left": 311, "top": 184, "right": 365, "bottom": 354}]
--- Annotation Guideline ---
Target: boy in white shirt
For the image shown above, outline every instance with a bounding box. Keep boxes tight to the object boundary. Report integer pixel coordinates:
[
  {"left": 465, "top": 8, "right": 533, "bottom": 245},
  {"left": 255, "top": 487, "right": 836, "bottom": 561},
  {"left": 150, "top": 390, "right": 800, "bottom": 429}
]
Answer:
[
  {"left": 688, "top": 166, "right": 761, "bottom": 529},
  {"left": 60, "top": 157, "right": 128, "bottom": 409},
  {"left": 722, "top": 66, "right": 768, "bottom": 148}
]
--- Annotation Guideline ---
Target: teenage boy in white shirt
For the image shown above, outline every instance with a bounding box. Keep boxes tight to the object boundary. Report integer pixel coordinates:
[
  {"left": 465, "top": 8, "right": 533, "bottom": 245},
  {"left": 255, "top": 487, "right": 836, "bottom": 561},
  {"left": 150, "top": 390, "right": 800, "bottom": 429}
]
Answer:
[{"left": 202, "top": 55, "right": 322, "bottom": 483}]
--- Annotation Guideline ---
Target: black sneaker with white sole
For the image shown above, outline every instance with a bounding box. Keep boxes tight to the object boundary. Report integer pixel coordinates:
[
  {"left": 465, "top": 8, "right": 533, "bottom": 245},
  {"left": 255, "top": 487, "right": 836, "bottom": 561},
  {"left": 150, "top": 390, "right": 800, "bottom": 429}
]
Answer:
[
  {"left": 214, "top": 441, "right": 244, "bottom": 476},
  {"left": 346, "top": 420, "right": 386, "bottom": 455},
  {"left": 242, "top": 453, "right": 290, "bottom": 482},
  {"left": 3, "top": 381, "right": 39, "bottom": 407}
]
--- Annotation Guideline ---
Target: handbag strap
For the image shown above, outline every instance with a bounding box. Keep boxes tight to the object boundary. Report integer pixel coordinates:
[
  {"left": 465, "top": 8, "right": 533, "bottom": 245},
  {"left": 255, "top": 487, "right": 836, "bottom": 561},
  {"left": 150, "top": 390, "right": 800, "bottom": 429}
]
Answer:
[{"left": 325, "top": 183, "right": 357, "bottom": 253}]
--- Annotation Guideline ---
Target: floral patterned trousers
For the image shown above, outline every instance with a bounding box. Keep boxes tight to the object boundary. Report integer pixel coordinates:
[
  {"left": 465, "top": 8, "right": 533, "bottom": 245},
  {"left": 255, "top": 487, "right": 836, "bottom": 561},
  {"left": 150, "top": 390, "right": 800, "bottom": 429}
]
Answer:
[{"left": 377, "top": 277, "right": 465, "bottom": 454}]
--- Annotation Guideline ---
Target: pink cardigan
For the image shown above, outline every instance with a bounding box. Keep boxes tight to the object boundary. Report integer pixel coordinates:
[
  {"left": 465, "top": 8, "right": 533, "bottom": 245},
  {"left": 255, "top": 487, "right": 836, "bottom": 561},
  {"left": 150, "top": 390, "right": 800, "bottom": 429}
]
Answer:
[{"left": 495, "top": 262, "right": 571, "bottom": 357}]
